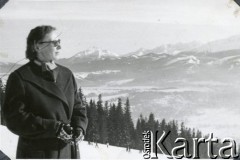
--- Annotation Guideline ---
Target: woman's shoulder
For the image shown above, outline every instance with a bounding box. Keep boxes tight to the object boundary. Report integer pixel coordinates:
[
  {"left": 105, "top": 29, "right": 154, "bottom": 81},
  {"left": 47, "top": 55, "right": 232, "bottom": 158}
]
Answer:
[
  {"left": 6, "top": 63, "right": 31, "bottom": 83},
  {"left": 10, "top": 62, "right": 31, "bottom": 76}
]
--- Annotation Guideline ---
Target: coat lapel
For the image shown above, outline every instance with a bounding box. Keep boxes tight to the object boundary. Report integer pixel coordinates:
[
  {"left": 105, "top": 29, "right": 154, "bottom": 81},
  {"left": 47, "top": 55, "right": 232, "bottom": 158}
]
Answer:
[{"left": 17, "top": 64, "right": 70, "bottom": 109}]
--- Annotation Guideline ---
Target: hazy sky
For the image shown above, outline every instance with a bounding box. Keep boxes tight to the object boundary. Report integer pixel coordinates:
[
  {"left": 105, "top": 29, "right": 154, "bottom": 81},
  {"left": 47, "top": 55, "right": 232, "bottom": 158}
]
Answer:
[{"left": 1, "top": 0, "right": 240, "bottom": 61}]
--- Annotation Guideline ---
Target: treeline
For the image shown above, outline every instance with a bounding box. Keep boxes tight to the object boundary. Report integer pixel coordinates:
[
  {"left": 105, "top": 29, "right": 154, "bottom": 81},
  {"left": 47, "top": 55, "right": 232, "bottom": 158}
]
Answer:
[
  {"left": 82, "top": 89, "right": 205, "bottom": 149},
  {"left": 78, "top": 88, "right": 212, "bottom": 158},
  {"left": 79, "top": 88, "right": 240, "bottom": 158}
]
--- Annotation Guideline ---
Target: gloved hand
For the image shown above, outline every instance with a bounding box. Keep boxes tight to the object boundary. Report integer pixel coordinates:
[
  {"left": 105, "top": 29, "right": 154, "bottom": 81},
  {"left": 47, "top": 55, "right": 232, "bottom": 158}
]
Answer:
[
  {"left": 56, "top": 123, "right": 73, "bottom": 143},
  {"left": 73, "top": 128, "right": 84, "bottom": 142}
]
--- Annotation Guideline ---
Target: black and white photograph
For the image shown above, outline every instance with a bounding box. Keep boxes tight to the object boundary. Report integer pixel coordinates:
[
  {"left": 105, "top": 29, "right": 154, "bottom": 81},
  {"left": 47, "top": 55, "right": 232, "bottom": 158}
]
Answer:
[{"left": 0, "top": 0, "right": 240, "bottom": 159}]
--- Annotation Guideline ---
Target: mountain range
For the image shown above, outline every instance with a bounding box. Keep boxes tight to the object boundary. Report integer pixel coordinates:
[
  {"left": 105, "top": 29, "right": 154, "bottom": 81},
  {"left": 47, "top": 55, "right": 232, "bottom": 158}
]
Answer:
[
  {"left": 57, "top": 42, "right": 240, "bottom": 88},
  {"left": 57, "top": 34, "right": 240, "bottom": 78}
]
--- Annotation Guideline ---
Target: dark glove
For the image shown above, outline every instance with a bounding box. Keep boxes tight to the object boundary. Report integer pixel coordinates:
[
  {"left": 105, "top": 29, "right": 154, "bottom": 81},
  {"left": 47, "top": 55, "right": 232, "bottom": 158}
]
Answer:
[
  {"left": 56, "top": 123, "right": 73, "bottom": 143},
  {"left": 73, "top": 128, "right": 84, "bottom": 142}
]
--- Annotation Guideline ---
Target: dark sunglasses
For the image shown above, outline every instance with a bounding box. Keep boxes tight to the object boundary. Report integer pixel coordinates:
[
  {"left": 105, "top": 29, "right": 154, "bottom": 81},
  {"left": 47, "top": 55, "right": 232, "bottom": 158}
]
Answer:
[{"left": 39, "top": 39, "right": 61, "bottom": 47}]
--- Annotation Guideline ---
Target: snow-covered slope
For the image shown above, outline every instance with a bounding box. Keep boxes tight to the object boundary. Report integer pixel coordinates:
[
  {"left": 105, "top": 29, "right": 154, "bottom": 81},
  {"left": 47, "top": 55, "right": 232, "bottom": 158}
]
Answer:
[{"left": 0, "top": 125, "right": 170, "bottom": 160}]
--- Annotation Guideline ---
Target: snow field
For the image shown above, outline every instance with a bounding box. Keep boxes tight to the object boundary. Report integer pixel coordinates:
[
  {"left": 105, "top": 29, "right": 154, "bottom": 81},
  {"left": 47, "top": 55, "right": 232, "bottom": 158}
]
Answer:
[{"left": 0, "top": 125, "right": 170, "bottom": 160}]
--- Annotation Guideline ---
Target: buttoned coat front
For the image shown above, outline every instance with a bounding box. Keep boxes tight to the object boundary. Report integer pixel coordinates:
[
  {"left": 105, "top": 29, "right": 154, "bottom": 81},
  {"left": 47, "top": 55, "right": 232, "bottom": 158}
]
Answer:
[{"left": 3, "top": 62, "right": 88, "bottom": 159}]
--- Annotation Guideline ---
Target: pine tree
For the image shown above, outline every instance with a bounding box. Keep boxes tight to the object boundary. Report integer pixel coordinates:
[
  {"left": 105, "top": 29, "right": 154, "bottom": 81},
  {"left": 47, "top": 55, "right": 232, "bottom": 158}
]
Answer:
[
  {"left": 135, "top": 115, "right": 143, "bottom": 150},
  {"left": 192, "top": 128, "right": 196, "bottom": 138},
  {"left": 123, "top": 98, "right": 135, "bottom": 149},
  {"left": 163, "top": 121, "right": 173, "bottom": 154},
  {"left": 155, "top": 120, "right": 160, "bottom": 132},
  {"left": 179, "top": 122, "right": 186, "bottom": 138},
  {"left": 85, "top": 103, "right": 90, "bottom": 141},
  {"left": 108, "top": 103, "right": 117, "bottom": 145},
  {"left": 186, "top": 127, "right": 193, "bottom": 156},
  {"left": 96, "top": 94, "right": 108, "bottom": 143},
  {"left": 169, "top": 120, "right": 178, "bottom": 150},
  {"left": 115, "top": 98, "right": 125, "bottom": 146},
  {"left": 104, "top": 101, "right": 109, "bottom": 116},
  {"left": 147, "top": 113, "right": 156, "bottom": 131},
  {"left": 160, "top": 118, "right": 166, "bottom": 134},
  {"left": 103, "top": 100, "right": 109, "bottom": 143},
  {"left": 78, "top": 87, "right": 87, "bottom": 105},
  {"left": 96, "top": 94, "right": 103, "bottom": 143},
  {"left": 140, "top": 114, "right": 147, "bottom": 131},
  {"left": 85, "top": 100, "right": 99, "bottom": 142},
  {"left": 196, "top": 130, "right": 202, "bottom": 138}
]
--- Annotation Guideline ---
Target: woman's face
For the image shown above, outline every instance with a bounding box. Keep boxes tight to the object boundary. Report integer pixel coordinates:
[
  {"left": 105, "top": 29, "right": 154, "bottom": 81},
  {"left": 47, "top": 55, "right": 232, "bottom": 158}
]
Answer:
[{"left": 36, "top": 31, "right": 61, "bottom": 62}]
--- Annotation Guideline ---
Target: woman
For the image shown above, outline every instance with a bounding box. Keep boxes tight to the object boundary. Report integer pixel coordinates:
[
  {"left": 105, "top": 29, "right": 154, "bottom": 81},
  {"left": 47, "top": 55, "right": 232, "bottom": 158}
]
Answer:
[{"left": 3, "top": 25, "right": 88, "bottom": 159}]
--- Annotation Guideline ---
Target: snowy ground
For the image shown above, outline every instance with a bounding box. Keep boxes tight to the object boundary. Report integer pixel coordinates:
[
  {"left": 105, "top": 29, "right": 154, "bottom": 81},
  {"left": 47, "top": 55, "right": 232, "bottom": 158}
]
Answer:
[{"left": 0, "top": 125, "right": 170, "bottom": 160}]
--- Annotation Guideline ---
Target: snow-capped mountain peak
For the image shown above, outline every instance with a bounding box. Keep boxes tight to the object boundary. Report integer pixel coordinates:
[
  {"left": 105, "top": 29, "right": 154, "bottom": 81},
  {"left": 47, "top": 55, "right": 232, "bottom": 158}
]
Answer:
[
  {"left": 125, "top": 41, "right": 202, "bottom": 58},
  {"left": 73, "top": 47, "right": 119, "bottom": 59},
  {"left": 133, "top": 48, "right": 147, "bottom": 56},
  {"left": 124, "top": 48, "right": 147, "bottom": 58}
]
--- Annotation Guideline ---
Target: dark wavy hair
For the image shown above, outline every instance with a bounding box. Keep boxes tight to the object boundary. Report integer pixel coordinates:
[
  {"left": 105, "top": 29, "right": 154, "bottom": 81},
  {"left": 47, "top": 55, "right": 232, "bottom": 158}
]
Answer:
[{"left": 26, "top": 25, "right": 56, "bottom": 60}]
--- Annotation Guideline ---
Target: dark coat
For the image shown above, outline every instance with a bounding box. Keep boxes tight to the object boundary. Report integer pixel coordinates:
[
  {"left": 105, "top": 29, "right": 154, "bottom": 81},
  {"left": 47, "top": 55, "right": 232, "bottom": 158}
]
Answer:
[{"left": 3, "top": 62, "right": 88, "bottom": 159}]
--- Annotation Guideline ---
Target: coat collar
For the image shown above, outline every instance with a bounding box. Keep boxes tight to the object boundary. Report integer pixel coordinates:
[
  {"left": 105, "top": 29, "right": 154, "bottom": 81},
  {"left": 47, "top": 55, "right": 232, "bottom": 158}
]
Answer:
[
  {"left": 17, "top": 62, "right": 70, "bottom": 108},
  {"left": 33, "top": 60, "right": 58, "bottom": 71}
]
